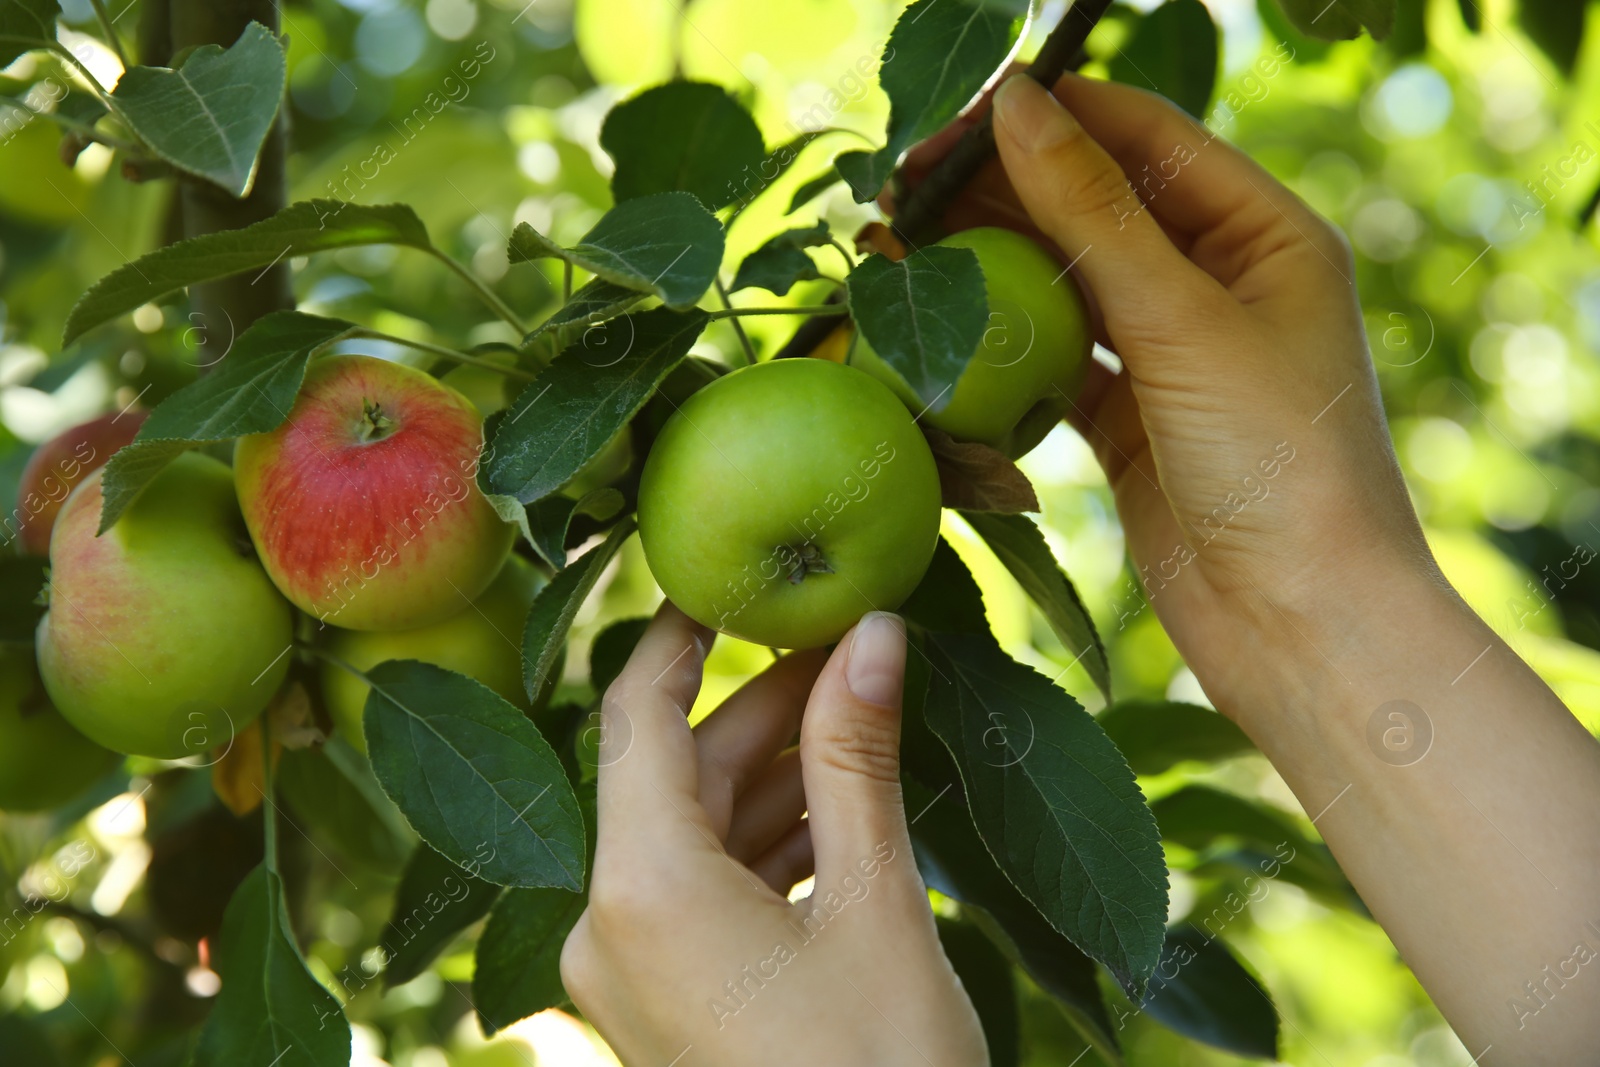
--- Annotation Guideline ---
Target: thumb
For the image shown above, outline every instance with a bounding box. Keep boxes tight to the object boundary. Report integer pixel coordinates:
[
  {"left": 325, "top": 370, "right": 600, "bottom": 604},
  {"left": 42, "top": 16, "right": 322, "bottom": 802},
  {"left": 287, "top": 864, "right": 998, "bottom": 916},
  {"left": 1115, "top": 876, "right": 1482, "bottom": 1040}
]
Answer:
[
  {"left": 799, "top": 612, "right": 920, "bottom": 899},
  {"left": 989, "top": 74, "right": 1226, "bottom": 363}
]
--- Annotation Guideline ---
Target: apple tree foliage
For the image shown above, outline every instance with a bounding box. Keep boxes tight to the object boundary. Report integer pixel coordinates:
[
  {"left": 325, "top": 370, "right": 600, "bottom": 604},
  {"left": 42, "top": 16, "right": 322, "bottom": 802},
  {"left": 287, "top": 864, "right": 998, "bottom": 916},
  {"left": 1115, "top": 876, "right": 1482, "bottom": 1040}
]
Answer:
[{"left": 0, "top": 0, "right": 1591, "bottom": 1062}]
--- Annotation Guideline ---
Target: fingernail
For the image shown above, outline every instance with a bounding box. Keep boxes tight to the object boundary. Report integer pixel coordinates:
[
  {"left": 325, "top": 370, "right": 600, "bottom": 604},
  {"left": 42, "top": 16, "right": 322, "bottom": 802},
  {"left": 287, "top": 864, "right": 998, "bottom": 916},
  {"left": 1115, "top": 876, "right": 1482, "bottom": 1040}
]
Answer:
[
  {"left": 994, "top": 74, "right": 1078, "bottom": 153},
  {"left": 846, "top": 611, "right": 905, "bottom": 706}
]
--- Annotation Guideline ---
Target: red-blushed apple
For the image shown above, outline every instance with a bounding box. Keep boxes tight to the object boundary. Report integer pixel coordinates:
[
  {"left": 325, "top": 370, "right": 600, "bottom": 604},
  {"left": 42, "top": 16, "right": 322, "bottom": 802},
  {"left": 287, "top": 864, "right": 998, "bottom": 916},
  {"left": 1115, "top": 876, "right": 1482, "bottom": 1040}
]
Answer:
[
  {"left": 318, "top": 553, "right": 551, "bottom": 752},
  {"left": 233, "top": 355, "right": 515, "bottom": 632},
  {"left": 10, "top": 410, "right": 146, "bottom": 555},
  {"left": 36, "top": 452, "right": 295, "bottom": 760},
  {"left": 0, "top": 646, "right": 120, "bottom": 811}
]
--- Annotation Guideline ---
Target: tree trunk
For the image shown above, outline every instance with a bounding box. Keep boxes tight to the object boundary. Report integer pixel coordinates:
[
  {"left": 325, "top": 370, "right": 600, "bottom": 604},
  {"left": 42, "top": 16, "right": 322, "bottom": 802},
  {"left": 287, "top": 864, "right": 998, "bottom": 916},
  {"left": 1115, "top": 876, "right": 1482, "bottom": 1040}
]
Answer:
[{"left": 167, "top": 0, "right": 292, "bottom": 366}]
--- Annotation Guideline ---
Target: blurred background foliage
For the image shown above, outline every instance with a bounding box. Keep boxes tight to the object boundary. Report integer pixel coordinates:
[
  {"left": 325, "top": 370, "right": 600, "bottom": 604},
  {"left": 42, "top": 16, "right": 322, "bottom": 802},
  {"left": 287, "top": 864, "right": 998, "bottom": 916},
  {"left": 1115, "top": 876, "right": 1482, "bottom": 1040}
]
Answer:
[{"left": 1, "top": 0, "right": 1598, "bottom": 1064}]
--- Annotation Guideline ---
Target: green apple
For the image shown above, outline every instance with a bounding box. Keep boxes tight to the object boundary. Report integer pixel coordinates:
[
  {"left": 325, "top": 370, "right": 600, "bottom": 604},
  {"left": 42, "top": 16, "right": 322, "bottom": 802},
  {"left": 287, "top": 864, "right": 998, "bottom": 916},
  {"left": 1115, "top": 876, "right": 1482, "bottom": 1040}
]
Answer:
[
  {"left": 36, "top": 452, "right": 295, "bottom": 760},
  {"left": 319, "top": 553, "right": 550, "bottom": 752},
  {"left": 11, "top": 410, "right": 147, "bottom": 556},
  {"left": 637, "top": 358, "right": 942, "bottom": 649},
  {"left": 0, "top": 647, "right": 120, "bottom": 811},
  {"left": 234, "top": 355, "right": 515, "bottom": 632},
  {"left": 849, "top": 226, "right": 1093, "bottom": 455}
]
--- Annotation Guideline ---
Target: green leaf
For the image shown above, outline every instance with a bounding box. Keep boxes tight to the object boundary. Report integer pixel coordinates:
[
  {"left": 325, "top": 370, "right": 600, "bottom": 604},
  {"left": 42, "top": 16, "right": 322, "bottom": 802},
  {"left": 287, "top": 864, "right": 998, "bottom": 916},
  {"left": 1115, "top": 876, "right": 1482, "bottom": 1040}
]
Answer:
[
  {"left": 1108, "top": 0, "right": 1218, "bottom": 118},
  {"left": 363, "top": 660, "right": 586, "bottom": 890},
  {"left": 588, "top": 616, "right": 651, "bottom": 696},
  {"left": 508, "top": 193, "right": 724, "bottom": 310},
  {"left": 906, "top": 777, "right": 1120, "bottom": 1058},
  {"left": 96, "top": 311, "right": 352, "bottom": 533},
  {"left": 379, "top": 843, "right": 502, "bottom": 989},
  {"left": 922, "top": 633, "right": 1169, "bottom": 996},
  {"left": 1097, "top": 700, "right": 1254, "bottom": 776},
  {"left": 1519, "top": 0, "right": 1586, "bottom": 74},
  {"left": 599, "top": 81, "right": 766, "bottom": 211},
  {"left": 277, "top": 740, "right": 414, "bottom": 874},
  {"left": 0, "top": 556, "right": 47, "bottom": 642},
  {"left": 900, "top": 535, "right": 989, "bottom": 637},
  {"left": 1138, "top": 925, "right": 1278, "bottom": 1059},
  {"left": 936, "top": 916, "right": 1021, "bottom": 1067},
  {"left": 839, "top": 0, "right": 1023, "bottom": 201},
  {"left": 729, "top": 222, "right": 830, "bottom": 296},
  {"left": 1272, "top": 0, "right": 1393, "bottom": 40},
  {"left": 846, "top": 246, "right": 987, "bottom": 411},
  {"left": 64, "top": 201, "right": 431, "bottom": 345},
  {"left": 788, "top": 169, "right": 844, "bottom": 214},
  {"left": 962, "top": 511, "right": 1112, "bottom": 701},
  {"left": 472, "top": 883, "right": 587, "bottom": 1033},
  {"left": 525, "top": 279, "right": 643, "bottom": 342},
  {"left": 112, "top": 21, "right": 287, "bottom": 196},
  {"left": 192, "top": 865, "right": 351, "bottom": 1067},
  {"left": 0, "top": 0, "right": 59, "bottom": 70},
  {"left": 523, "top": 518, "right": 636, "bottom": 701},
  {"left": 484, "top": 308, "right": 709, "bottom": 504},
  {"left": 522, "top": 488, "right": 626, "bottom": 570}
]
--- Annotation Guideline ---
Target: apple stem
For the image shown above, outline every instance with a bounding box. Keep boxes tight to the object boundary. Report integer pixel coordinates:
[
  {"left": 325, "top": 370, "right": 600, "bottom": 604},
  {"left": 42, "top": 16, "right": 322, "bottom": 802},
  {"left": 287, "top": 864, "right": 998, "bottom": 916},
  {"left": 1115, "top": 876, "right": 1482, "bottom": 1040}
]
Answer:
[{"left": 784, "top": 542, "right": 835, "bottom": 584}]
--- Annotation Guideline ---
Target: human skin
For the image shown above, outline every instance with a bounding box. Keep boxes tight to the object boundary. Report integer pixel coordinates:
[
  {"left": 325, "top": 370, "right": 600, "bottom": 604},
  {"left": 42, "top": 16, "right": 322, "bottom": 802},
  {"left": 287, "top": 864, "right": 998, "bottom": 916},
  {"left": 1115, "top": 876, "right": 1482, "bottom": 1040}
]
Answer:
[
  {"left": 37, "top": 452, "right": 294, "bottom": 760},
  {"left": 570, "top": 73, "right": 1600, "bottom": 1065},
  {"left": 234, "top": 355, "right": 513, "bottom": 632}
]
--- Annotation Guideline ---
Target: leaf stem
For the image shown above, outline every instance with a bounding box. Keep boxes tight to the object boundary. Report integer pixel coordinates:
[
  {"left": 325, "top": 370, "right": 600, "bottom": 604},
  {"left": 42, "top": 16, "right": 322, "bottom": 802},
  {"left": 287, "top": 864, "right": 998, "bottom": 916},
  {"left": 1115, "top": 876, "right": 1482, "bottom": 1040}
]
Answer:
[
  {"left": 88, "top": 0, "right": 131, "bottom": 70},
  {"left": 429, "top": 249, "right": 529, "bottom": 335},
  {"left": 260, "top": 707, "right": 277, "bottom": 871},
  {"left": 48, "top": 41, "right": 113, "bottom": 101},
  {"left": 714, "top": 278, "right": 756, "bottom": 366},
  {"left": 0, "top": 94, "right": 138, "bottom": 152},
  {"left": 562, "top": 260, "right": 573, "bottom": 302},
  {"left": 349, "top": 328, "right": 540, "bottom": 382},
  {"left": 706, "top": 304, "right": 849, "bottom": 321},
  {"left": 825, "top": 236, "right": 857, "bottom": 270}
]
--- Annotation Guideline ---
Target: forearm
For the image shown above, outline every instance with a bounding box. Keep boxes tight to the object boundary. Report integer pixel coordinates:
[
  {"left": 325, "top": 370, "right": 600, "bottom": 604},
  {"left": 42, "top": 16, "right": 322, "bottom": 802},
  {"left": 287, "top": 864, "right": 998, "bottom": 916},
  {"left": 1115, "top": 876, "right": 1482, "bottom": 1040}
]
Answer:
[{"left": 1224, "top": 560, "right": 1600, "bottom": 1064}]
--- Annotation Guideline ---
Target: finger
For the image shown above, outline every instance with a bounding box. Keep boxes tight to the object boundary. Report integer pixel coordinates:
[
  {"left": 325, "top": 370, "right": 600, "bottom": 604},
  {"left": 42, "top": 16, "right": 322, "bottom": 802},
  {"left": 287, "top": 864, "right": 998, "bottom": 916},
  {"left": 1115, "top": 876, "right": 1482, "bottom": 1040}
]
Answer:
[
  {"left": 595, "top": 602, "right": 715, "bottom": 845},
  {"left": 747, "top": 819, "right": 814, "bottom": 897},
  {"left": 990, "top": 74, "right": 1236, "bottom": 372},
  {"left": 693, "top": 649, "right": 825, "bottom": 837},
  {"left": 725, "top": 748, "right": 807, "bottom": 863},
  {"left": 798, "top": 612, "right": 923, "bottom": 907}
]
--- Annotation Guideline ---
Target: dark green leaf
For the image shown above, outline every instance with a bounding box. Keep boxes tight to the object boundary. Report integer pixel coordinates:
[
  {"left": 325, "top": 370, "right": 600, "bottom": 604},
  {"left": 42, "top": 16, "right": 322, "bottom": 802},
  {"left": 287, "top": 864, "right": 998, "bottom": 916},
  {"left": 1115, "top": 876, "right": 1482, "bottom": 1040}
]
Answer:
[
  {"left": 839, "top": 0, "right": 1023, "bottom": 201},
  {"left": 906, "top": 777, "right": 1120, "bottom": 1057},
  {"left": 526, "top": 279, "right": 643, "bottom": 341},
  {"left": 599, "top": 81, "right": 766, "bottom": 210},
  {"left": 277, "top": 740, "right": 413, "bottom": 874},
  {"left": 1457, "top": 0, "right": 1479, "bottom": 32},
  {"left": 523, "top": 518, "right": 635, "bottom": 700},
  {"left": 522, "top": 488, "right": 626, "bottom": 570},
  {"left": 0, "top": 556, "right": 47, "bottom": 641},
  {"left": 900, "top": 536, "right": 988, "bottom": 637},
  {"left": 380, "top": 843, "right": 502, "bottom": 988},
  {"left": 1097, "top": 700, "right": 1254, "bottom": 776},
  {"left": 484, "top": 308, "right": 709, "bottom": 504},
  {"left": 1108, "top": 0, "right": 1218, "bottom": 118},
  {"left": 962, "top": 511, "right": 1111, "bottom": 701},
  {"left": 923, "top": 633, "right": 1168, "bottom": 995},
  {"left": 588, "top": 616, "right": 651, "bottom": 695},
  {"left": 846, "top": 246, "right": 987, "bottom": 410},
  {"left": 96, "top": 311, "right": 352, "bottom": 533},
  {"left": 508, "top": 193, "right": 724, "bottom": 309},
  {"left": 729, "top": 222, "right": 831, "bottom": 295},
  {"left": 364, "top": 660, "right": 586, "bottom": 890},
  {"left": 936, "top": 916, "right": 1020, "bottom": 1067},
  {"left": 192, "top": 865, "right": 351, "bottom": 1067},
  {"left": 1138, "top": 925, "right": 1278, "bottom": 1059},
  {"left": 1519, "top": 0, "right": 1585, "bottom": 73},
  {"left": 473, "top": 883, "right": 586, "bottom": 1033},
  {"left": 112, "top": 21, "right": 286, "bottom": 196},
  {"left": 65, "top": 201, "right": 431, "bottom": 345},
  {"left": 0, "top": 0, "right": 59, "bottom": 70},
  {"left": 788, "top": 169, "right": 844, "bottom": 214},
  {"left": 1272, "top": 0, "right": 1392, "bottom": 40}
]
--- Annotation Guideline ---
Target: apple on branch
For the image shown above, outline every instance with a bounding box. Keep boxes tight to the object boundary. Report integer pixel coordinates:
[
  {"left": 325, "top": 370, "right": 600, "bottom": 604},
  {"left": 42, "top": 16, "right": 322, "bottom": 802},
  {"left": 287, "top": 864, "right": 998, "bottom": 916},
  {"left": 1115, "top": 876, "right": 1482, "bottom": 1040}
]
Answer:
[
  {"left": 234, "top": 354, "right": 515, "bottom": 632},
  {"left": 10, "top": 410, "right": 147, "bottom": 556}
]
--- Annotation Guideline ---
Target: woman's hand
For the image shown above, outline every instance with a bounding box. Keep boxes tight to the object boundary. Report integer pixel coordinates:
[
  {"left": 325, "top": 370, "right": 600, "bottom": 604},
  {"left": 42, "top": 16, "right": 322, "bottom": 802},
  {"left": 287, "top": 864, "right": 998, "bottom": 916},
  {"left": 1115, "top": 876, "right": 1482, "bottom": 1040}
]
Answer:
[{"left": 560, "top": 604, "right": 987, "bottom": 1066}]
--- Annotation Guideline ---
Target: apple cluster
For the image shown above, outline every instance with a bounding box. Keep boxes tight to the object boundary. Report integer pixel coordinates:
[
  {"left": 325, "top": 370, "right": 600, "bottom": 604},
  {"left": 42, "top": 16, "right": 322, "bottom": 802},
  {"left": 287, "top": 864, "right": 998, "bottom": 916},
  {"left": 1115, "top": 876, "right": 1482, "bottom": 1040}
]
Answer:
[{"left": 13, "top": 355, "right": 538, "bottom": 801}]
